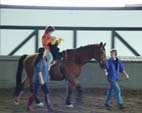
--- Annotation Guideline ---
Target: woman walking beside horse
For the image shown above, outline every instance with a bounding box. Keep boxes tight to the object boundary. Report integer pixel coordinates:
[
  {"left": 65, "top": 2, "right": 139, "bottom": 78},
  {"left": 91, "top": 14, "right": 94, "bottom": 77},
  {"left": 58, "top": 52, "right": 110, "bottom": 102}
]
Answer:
[{"left": 27, "top": 47, "right": 53, "bottom": 111}]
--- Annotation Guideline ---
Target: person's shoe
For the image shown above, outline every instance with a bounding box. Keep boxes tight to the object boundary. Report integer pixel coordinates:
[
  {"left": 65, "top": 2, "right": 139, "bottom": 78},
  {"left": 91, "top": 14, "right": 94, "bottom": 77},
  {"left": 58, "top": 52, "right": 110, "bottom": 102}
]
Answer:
[
  {"left": 119, "top": 104, "right": 125, "bottom": 109},
  {"left": 66, "top": 104, "right": 74, "bottom": 108},
  {"left": 14, "top": 96, "right": 20, "bottom": 105},
  {"left": 14, "top": 101, "right": 19, "bottom": 105},
  {"left": 27, "top": 105, "right": 35, "bottom": 112},
  {"left": 36, "top": 102, "right": 44, "bottom": 107},
  {"left": 105, "top": 104, "right": 112, "bottom": 110}
]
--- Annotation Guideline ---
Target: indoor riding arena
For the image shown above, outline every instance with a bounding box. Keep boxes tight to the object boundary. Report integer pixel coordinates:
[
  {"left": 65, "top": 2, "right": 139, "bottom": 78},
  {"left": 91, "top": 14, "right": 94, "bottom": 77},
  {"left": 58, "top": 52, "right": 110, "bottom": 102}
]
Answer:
[{"left": 0, "top": 1, "right": 142, "bottom": 113}]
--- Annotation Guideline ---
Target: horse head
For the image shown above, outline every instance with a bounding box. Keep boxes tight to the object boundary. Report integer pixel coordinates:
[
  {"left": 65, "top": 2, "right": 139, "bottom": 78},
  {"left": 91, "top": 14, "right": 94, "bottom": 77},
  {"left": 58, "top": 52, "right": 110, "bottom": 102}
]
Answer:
[{"left": 93, "top": 42, "right": 107, "bottom": 70}]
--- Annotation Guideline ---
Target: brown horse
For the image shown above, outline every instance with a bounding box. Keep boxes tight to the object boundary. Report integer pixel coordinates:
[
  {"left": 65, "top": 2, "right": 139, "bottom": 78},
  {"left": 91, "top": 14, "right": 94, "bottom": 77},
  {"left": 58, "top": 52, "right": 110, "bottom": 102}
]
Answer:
[{"left": 14, "top": 42, "right": 107, "bottom": 107}]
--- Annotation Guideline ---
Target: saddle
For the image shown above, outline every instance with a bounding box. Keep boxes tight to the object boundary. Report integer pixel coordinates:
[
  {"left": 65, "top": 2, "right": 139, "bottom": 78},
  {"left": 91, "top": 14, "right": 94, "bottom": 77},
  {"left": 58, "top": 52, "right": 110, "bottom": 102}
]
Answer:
[
  {"left": 59, "top": 51, "right": 69, "bottom": 61},
  {"left": 49, "top": 51, "right": 68, "bottom": 80}
]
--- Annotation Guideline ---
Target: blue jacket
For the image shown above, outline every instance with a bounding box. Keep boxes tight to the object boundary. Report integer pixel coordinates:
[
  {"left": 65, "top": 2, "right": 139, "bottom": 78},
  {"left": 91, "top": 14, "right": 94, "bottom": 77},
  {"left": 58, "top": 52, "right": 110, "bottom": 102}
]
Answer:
[
  {"left": 33, "top": 59, "right": 49, "bottom": 84},
  {"left": 107, "top": 57, "right": 124, "bottom": 81}
]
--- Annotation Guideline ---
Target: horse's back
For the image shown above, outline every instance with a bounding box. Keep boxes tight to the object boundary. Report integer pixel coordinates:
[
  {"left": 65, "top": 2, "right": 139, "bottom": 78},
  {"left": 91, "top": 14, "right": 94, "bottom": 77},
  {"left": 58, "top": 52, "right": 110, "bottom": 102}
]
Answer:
[
  {"left": 24, "top": 54, "right": 37, "bottom": 66},
  {"left": 23, "top": 54, "right": 37, "bottom": 80}
]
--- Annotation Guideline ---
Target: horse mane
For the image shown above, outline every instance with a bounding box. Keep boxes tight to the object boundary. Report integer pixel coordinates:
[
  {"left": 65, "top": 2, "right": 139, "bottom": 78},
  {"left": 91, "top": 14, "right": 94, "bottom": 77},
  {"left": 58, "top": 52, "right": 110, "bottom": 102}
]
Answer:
[
  {"left": 65, "top": 43, "right": 100, "bottom": 52},
  {"left": 77, "top": 44, "right": 100, "bottom": 50}
]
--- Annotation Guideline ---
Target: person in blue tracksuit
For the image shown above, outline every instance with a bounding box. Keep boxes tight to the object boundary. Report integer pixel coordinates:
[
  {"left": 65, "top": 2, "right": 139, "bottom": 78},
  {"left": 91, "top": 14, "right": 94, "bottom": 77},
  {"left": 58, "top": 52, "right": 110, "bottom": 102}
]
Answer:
[
  {"left": 104, "top": 49, "right": 129, "bottom": 110},
  {"left": 27, "top": 47, "right": 53, "bottom": 112}
]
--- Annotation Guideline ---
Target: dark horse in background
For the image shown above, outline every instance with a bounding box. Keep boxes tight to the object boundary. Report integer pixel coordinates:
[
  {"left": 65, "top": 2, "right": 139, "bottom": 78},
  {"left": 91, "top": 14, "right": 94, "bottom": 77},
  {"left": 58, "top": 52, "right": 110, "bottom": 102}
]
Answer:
[{"left": 14, "top": 42, "right": 107, "bottom": 107}]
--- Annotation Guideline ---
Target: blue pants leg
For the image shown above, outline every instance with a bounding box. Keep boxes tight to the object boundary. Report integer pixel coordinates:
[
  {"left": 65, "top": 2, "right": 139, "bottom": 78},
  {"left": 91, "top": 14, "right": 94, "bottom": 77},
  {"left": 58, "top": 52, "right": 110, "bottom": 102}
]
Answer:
[
  {"left": 30, "top": 83, "right": 41, "bottom": 104},
  {"left": 105, "top": 83, "right": 115, "bottom": 105},
  {"left": 28, "top": 83, "right": 40, "bottom": 106},
  {"left": 41, "top": 83, "right": 50, "bottom": 107},
  {"left": 105, "top": 80, "right": 123, "bottom": 105},
  {"left": 112, "top": 81, "right": 123, "bottom": 104}
]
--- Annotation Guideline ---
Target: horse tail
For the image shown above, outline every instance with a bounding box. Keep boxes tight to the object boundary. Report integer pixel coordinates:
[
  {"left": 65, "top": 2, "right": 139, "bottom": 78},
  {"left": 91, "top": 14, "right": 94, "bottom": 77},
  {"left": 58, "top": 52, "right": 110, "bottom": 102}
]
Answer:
[{"left": 14, "top": 54, "right": 28, "bottom": 97}]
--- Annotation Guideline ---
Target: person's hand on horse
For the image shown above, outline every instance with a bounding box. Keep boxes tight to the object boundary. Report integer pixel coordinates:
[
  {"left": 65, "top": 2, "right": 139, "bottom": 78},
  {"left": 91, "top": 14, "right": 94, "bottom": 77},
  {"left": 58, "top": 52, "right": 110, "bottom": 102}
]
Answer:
[
  {"left": 104, "top": 69, "right": 108, "bottom": 76},
  {"left": 105, "top": 71, "right": 109, "bottom": 76}
]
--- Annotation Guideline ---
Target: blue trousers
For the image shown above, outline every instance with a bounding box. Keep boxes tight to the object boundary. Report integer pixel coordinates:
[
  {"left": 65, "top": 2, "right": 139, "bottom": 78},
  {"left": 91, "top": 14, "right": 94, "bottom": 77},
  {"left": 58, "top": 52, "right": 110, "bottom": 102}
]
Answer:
[
  {"left": 105, "top": 80, "right": 123, "bottom": 105},
  {"left": 28, "top": 83, "right": 49, "bottom": 106},
  {"left": 32, "top": 83, "right": 49, "bottom": 95}
]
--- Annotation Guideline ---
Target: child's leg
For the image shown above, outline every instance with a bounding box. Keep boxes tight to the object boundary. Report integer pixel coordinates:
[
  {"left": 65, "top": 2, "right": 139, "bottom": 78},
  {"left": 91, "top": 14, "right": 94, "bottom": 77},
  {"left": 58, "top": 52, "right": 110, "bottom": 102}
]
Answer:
[
  {"left": 111, "top": 81, "right": 123, "bottom": 105},
  {"left": 50, "top": 44, "right": 60, "bottom": 61},
  {"left": 46, "top": 49, "right": 53, "bottom": 65},
  {"left": 105, "top": 81, "right": 115, "bottom": 105}
]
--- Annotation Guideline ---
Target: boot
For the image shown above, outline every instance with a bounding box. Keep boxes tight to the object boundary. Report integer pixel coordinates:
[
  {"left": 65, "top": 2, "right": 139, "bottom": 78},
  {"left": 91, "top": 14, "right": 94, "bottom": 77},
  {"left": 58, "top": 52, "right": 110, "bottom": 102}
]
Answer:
[
  {"left": 35, "top": 96, "right": 44, "bottom": 107},
  {"left": 105, "top": 104, "right": 112, "bottom": 110},
  {"left": 119, "top": 104, "right": 125, "bottom": 109},
  {"left": 27, "top": 95, "right": 35, "bottom": 111},
  {"left": 44, "top": 95, "right": 53, "bottom": 112}
]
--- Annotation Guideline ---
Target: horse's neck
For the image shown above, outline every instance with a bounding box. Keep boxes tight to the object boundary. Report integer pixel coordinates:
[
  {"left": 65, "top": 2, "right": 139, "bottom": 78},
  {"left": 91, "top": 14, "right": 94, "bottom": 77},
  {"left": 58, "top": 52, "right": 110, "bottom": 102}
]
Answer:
[
  {"left": 75, "top": 46, "right": 94, "bottom": 64},
  {"left": 66, "top": 45, "right": 98, "bottom": 65}
]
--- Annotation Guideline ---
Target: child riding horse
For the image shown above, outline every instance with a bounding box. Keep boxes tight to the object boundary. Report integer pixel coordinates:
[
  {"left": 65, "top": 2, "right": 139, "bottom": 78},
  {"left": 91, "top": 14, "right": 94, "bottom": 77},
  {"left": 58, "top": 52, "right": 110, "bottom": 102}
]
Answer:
[{"left": 42, "top": 26, "right": 63, "bottom": 62}]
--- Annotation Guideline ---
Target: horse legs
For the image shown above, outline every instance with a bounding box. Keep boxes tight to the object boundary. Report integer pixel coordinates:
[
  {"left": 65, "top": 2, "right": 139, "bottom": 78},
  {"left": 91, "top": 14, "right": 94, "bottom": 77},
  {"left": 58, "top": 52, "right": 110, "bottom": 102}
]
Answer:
[
  {"left": 14, "top": 76, "right": 29, "bottom": 105},
  {"left": 71, "top": 79, "right": 83, "bottom": 106},
  {"left": 14, "top": 83, "right": 24, "bottom": 105},
  {"left": 65, "top": 82, "right": 74, "bottom": 107},
  {"left": 76, "top": 84, "right": 83, "bottom": 105},
  {"left": 66, "top": 78, "right": 83, "bottom": 107}
]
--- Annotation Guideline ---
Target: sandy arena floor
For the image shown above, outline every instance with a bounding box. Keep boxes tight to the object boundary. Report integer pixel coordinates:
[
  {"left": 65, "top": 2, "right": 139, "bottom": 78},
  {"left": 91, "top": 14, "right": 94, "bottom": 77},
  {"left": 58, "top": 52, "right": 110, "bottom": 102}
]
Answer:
[{"left": 0, "top": 88, "right": 142, "bottom": 113}]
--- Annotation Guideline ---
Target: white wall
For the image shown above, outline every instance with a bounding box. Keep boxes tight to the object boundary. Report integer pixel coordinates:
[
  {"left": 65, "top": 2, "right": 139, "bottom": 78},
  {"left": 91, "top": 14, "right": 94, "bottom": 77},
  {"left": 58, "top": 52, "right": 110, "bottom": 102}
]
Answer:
[
  {"left": 0, "top": 8, "right": 142, "bottom": 56},
  {"left": 0, "top": 56, "right": 142, "bottom": 89}
]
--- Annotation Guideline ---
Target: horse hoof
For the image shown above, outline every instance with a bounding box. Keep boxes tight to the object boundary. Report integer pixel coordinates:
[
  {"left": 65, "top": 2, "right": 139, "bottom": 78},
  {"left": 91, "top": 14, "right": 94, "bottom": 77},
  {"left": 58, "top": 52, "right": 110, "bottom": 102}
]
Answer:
[
  {"left": 66, "top": 104, "right": 74, "bottom": 108},
  {"left": 36, "top": 102, "right": 44, "bottom": 107}
]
